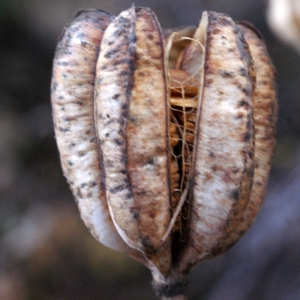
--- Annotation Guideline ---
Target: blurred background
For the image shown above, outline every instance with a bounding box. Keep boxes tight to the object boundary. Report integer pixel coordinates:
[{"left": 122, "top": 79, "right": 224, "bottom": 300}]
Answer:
[{"left": 1, "top": 0, "right": 300, "bottom": 299}]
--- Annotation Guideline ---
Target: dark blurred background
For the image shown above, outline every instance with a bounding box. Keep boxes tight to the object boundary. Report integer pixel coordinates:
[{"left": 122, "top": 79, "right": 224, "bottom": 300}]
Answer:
[{"left": 1, "top": 0, "right": 300, "bottom": 299}]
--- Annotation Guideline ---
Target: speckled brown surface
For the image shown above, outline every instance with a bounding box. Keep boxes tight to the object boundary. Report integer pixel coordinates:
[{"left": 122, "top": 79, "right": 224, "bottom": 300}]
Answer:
[{"left": 1, "top": 1, "right": 300, "bottom": 299}]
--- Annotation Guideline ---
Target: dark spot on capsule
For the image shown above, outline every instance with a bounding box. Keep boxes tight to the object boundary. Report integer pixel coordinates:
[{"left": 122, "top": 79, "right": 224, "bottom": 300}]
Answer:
[
  {"left": 205, "top": 78, "right": 213, "bottom": 87},
  {"left": 81, "top": 41, "right": 89, "bottom": 47},
  {"left": 259, "top": 80, "right": 268, "bottom": 85},
  {"left": 209, "top": 151, "right": 215, "bottom": 158},
  {"left": 104, "top": 118, "right": 116, "bottom": 126},
  {"left": 105, "top": 132, "right": 110, "bottom": 137},
  {"left": 109, "top": 184, "right": 127, "bottom": 194},
  {"left": 119, "top": 118, "right": 125, "bottom": 126},
  {"left": 68, "top": 161, "right": 73, "bottom": 166},
  {"left": 147, "top": 33, "right": 154, "bottom": 40},
  {"left": 58, "top": 126, "right": 69, "bottom": 132},
  {"left": 123, "top": 177, "right": 130, "bottom": 185},
  {"left": 238, "top": 100, "right": 250, "bottom": 108},
  {"left": 106, "top": 114, "right": 110, "bottom": 118},
  {"left": 114, "top": 138, "right": 122, "bottom": 146},
  {"left": 64, "top": 116, "right": 75, "bottom": 122},
  {"left": 119, "top": 58, "right": 130, "bottom": 65},
  {"left": 76, "top": 188, "right": 83, "bottom": 199},
  {"left": 104, "top": 48, "right": 118, "bottom": 59},
  {"left": 147, "top": 158, "right": 154, "bottom": 165},
  {"left": 246, "top": 167, "right": 254, "bottom": 177},
  {"left": 248, "top": 151, "right": 254, "bottom": 160},
  {"left": 219, "top": 70, "right": 233, "bottom": 78},
  {"left": 239, "top": 67, "right": 248, "bottom": 77},
  {"left": 80, "top": 183, "right": 86, "bottom": 188},
  {"left": 75, "top": 100, "right": 84, "bottom": 106},
  {"left": 62, "top": 61, "right": 68, "bottom": 66},
  {"left": 149, "top": 211, "right": 156, "bottom": 218},
  {"left": 212, "top": 28, "right": 221, "bottom": 35},
  {"left": 118, "top": 129, "right": 125, "bottom": 136},
  {"left": 52, "top": 82, "right": 58, "bottom": 91},
  {"left": 88, "top": 181, "right": 97, "bottom": 188},
  {"left": 125, "top": 193, "right": 132, "bottom": 200},
  {"left": 116, "top": 15, "right": 131, "bottom": 30},
  {"left": 78, "top": 151, "right": 86, "bottom": 157},
  {"left": 112, "top": 27, "right": 125, "bottom": 37},
  {"left": 246, "top": 118, "right": 252, "bottom": 130},
  {"left": 120, "top": 169, "right": 127, "bottom": 174},
  {"left": 113, "top": 93, "right": 120, "bottom": 100},
  {"left": 225, "top": 218, "right": 231, "bottom": 228},
  {"left": 234, "top": 82, "right": 242, "bottom": 91},
  {"left": 232, "top": 166, "right": 239, "bottom": 173},
  {"left": 119, "top": 70, "right": 129, "bottom": 77},
  {"left": 76, "top": 31, "right": 86, "bottom": 39},
  {"left": 243, "top": 131, "right": 251, "bottom": 142},
  {"left": 129, "top": 32, "right": 137, "bottom": 44},
  {"left": 121, "top": 103, "right": 127, "bottom": 111},
  {"left": 141, "top": 236, "right": 151, "bottom": 248},
  {"left": 130, "top": 207, "right": 139, "bottom": 219},
  {"left": 231, "top": 189, "right": 239, "bottom": 201},
  {"left": 236, "top": 112, "right": 244, "bottom": 119},
  {"left": 127, "top": 115, "right": 137, "bottom": 124}
]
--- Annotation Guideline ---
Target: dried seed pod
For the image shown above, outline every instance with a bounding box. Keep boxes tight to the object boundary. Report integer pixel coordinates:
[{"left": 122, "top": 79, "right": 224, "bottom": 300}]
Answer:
[
  {"left": 175, "top": 11, "right": 256, "bottom": 273},
  {"left": 94, "top": 6, "right": 172, "bottom": 274},
  {"left": 236, "top": 21, "right": 277, "bottom": 231},
  {"left": 51, "top": 9, "right": 132, "bottom": 253},
  {"left": 51, "top": 6, "right": 277, "bottom": 300}
]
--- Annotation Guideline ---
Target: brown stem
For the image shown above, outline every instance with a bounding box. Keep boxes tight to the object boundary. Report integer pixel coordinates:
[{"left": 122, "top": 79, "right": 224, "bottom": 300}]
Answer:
[
  {"left": 151, "top": 271, "right": 189, "bottom": 300},
  {"left": 130, "top": 255, "right": 189, "bottom": 299}
]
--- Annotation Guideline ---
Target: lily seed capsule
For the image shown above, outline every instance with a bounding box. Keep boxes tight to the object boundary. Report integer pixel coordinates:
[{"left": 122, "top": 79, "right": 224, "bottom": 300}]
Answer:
[{"left": 51, "top": 6, "right": 277, "bottom": 299}]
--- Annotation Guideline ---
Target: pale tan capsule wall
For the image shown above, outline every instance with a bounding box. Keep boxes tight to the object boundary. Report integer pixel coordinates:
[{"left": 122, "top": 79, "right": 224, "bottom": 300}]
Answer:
[{"left": 1, "top": 0, "right": 300, "bottom": 299}]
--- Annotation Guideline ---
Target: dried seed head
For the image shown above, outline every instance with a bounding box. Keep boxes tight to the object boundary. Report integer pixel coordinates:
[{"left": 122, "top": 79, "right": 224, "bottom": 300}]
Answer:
[{"left": 51, "top": 6, "right": 277, "bottom": 299}]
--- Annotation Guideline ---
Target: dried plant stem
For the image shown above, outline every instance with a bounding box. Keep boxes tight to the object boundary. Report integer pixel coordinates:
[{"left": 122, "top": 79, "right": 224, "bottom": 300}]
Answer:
[{"left": 151, "top": 272, "right": 189, "bottom": 300}]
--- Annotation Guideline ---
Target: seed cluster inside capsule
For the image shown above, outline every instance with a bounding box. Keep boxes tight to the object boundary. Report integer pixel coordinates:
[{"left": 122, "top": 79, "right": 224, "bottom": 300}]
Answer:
[{"left": 165, "top": 31, "right": 203, "bottom": 247}]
